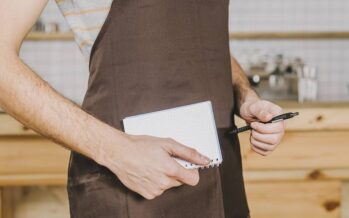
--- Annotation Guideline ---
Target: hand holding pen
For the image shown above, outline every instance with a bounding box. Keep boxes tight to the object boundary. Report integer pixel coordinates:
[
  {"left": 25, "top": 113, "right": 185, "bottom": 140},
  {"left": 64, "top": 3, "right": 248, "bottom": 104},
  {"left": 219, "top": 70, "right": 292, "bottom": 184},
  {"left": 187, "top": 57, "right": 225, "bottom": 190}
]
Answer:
[
  {"left": 229, "top": 112, "right": 299, "bottom": 134},
  {"left": 235, "top": 100, "right": 296, "bottom": 156}
]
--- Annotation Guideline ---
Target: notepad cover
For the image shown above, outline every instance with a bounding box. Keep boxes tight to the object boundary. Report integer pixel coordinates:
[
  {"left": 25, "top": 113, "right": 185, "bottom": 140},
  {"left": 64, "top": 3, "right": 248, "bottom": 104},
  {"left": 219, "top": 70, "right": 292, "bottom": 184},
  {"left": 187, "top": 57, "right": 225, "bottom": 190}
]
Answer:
[{"left": 122, "top": 101, "right": 222, "bottom": 169}]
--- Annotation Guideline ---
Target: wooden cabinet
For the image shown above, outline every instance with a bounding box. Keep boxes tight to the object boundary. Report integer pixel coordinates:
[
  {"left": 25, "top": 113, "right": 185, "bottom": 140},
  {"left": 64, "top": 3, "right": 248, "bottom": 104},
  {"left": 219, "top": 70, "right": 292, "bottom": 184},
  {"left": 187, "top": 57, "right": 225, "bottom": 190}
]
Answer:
[
  {"left": 0, "top": 114, "right": 70, "bottom": 218},
  {"left": 0, "top": 189, "right": 2, "bottom": 218},
  {"left": 235, "top": 103, "right": 349, "bottom": 218},
  {"left": 245, "top": 181, "right": 341, "bottom": 218},
  {"left": 0, "top": 115, "right": 69, "bottom": 187},
  {"left": 0, "top": 102, "right": 348, "bottom": 217}
]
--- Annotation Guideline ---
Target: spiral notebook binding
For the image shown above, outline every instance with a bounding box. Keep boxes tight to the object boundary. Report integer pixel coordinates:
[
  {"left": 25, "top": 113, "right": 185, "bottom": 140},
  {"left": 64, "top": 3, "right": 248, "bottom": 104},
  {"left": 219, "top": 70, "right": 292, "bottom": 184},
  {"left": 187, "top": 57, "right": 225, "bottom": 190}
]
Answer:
[
  {"left": 181, "top": 155, "right": 222, "bottom": 169},
  {"left": 188, "top": 159, "right": 222, "bottom": 169}
]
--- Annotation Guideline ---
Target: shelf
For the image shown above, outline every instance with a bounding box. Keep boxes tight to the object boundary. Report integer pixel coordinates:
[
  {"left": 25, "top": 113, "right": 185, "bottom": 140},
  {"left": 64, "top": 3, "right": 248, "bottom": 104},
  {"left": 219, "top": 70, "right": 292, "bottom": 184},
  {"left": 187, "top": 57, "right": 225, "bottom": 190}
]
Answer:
[
  {"left": 229, "top": 31, "right": 349, "bottom": 40},
  {"left": 25, "top": 31, "right": 349, "bottom": 41},
  {"left": 26, "top": 32, "right": 74, "bottom": 41}
]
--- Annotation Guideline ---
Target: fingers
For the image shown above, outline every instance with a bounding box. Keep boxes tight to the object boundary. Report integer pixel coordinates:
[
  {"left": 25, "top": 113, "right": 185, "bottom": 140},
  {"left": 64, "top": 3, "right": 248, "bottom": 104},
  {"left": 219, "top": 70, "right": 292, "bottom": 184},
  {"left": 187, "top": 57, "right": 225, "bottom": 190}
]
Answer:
[
  {"left": 132, "top": 174, "right": 182, "bottom": 200},
  {"left": 158, "top": 176, "right": 182, "bottom": 190},
  {"left": 250, "top": 143, "right": 272, "bottom": 156},
  {"left": 165, "top": 160, "right": 200, "bottom": 186},
  {"left": 250, "top": 136, "right": 275, "bottom": 151},
  {"left": 161, "top": 139, "right": 202, "bottom": 186},
  {"left": 250, "top": 128, "right": 284, "bottom": 156},
  {"left": 248, "top": 101, "right": 285, "bottom": 156},
  {"left": 169, "top": 179, "right": 182, "bottom": 188},
  {"left": 142, "top": 178, "right": 182, "bottom": 200},
  {"left": 249, "top": 133, "right": 272, "bottom": 156},
  {"left": 140, "top": 181, "right": 164, "bottom": 200},
  {"left": 117, "top": 174, "right": 162, "bottom": 200},
  {"left": 143, "top": 169, "right": 184, "bottom": 199},
  {"left": 251, "top": 130, "right": 282, "bottom": 145},
  {"left": 247, "top": 101, "right": 272, "bottom": 122},
  {"left": 141, "top": 188, "right": 164, "bottom": 200},
  {"left": 251, "top": 121, "right": 284, "bottom": 134},
  {"left": 116, "top": 134, "right": 203, "bottom": 201},
  {"left": 164, "top": 138, "right": 210, "bottom": 166},
  {"left": 248, "top": 100, "right": 283, "bottom": 122}
]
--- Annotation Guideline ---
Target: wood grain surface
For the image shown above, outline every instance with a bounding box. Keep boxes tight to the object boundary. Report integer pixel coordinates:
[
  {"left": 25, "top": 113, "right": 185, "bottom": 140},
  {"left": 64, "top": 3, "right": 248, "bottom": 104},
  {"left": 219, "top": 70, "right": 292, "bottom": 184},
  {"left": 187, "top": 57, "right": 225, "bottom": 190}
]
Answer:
[
  {"left": 245, "top": 181, "right": 341, "bottom": 218},
  {"left": 240, "top": 131, "right": 349, "bottom": 170}
]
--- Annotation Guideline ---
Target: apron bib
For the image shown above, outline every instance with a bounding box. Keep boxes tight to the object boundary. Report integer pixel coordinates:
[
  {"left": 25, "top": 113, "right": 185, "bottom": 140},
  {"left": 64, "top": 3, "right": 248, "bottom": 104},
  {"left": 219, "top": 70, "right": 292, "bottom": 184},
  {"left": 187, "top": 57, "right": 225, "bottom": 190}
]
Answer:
[{"left": 67, "top": 0, "right": 249, "bottom": 217}]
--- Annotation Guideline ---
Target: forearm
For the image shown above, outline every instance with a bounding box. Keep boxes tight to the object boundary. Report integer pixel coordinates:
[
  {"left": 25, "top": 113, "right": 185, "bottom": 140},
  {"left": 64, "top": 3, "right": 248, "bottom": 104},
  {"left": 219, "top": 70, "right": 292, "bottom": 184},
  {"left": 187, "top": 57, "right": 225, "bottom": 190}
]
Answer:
[
  {"left": 231, "top": 58, "right": 285, "bottom": 156},
  {"left": 0, "top": 50, "right": 128, "bottom": 163},
  {"left": 231, "top": 57, "right": 259, "bottom": 116}
]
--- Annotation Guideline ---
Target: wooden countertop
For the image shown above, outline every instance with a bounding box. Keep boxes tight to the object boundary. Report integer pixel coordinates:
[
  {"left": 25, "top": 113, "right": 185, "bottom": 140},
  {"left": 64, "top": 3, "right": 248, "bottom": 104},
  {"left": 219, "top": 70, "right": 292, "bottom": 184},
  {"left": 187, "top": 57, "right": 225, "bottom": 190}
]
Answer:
[
  {"left": 235, "top": 101, "right": 349, "bottom": 131},
  {"left": 0, "top": 101, "right": 348, "bottom": 186},
  {"left": 1, "top": 101, "right": 349, "bottom": 135},
  {"left": 272, "top": 100, "right": 349, "bottom": 108},
  {"left": 1, "top": 101, "right": 348, "bottom": 218}
]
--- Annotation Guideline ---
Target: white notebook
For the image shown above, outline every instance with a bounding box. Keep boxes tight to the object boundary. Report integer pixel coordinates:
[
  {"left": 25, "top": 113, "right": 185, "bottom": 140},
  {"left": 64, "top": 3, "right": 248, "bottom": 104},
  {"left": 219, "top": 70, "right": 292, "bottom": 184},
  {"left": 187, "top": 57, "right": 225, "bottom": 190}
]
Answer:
[{"left": 122, "top": 101, "right": 222, "bottom": 169}]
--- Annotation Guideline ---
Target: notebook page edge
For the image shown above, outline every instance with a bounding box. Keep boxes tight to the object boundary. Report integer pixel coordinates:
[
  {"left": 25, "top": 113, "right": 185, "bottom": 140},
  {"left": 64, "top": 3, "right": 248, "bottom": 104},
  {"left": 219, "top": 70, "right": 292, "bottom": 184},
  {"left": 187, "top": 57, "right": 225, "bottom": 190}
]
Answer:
[{"left": 123, "top": 101, "right": 211, "bottom": 122}]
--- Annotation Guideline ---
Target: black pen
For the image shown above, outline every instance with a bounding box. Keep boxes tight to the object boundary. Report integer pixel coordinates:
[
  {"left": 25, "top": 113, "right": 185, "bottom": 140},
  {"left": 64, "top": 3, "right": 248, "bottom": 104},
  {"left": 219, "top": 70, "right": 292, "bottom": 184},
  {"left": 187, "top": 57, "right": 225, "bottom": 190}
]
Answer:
[{"left": 228, "top": 112, "right": 299, "bottom": 134}]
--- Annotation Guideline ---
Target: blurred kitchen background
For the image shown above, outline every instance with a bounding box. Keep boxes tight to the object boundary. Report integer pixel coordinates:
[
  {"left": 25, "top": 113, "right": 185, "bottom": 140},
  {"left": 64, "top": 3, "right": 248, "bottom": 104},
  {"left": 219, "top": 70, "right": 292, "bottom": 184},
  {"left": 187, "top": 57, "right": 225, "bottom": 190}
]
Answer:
[
  {"left": 1, "top": 0, "right": 349, "bottom": 218},
  {"left": 19, "top": 0, "right": 349, "bottom": 105}
]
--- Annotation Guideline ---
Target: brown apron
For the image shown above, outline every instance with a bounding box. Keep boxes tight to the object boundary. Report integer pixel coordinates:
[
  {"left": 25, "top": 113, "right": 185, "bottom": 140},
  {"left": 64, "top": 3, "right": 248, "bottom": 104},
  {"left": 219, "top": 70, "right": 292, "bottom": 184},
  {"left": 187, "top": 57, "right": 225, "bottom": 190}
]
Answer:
[{"left": 67, "top": 0, "right": 249, "bottom": 217}]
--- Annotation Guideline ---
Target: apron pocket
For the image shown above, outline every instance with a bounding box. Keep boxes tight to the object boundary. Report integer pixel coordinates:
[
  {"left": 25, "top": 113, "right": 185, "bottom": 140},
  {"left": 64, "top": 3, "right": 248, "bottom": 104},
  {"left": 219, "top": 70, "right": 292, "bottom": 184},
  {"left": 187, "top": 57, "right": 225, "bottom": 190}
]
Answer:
[{"left": 68, "top": 173, "right": 129, "bottom": 218}]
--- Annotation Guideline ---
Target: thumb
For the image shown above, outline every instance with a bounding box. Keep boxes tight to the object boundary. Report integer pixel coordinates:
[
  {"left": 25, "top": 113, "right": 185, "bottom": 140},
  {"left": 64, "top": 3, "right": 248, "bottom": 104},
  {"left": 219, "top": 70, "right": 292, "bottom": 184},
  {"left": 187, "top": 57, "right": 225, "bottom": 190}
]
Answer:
[
  {"left": 248, "top": 102, "right": 273, "bottom": 122},
  {"left": 165, "top": 139, "right": 210, "bottom": 166},
  {"left": 256, "top": 110, "right": 273, "bottom": 122}
]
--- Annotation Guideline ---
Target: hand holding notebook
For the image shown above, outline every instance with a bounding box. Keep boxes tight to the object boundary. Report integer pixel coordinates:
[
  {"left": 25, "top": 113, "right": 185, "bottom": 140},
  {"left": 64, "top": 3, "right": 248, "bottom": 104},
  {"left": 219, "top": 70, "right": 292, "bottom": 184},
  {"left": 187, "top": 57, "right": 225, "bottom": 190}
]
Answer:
[{"left": 123, "top": 101, "right": 223, "bottom": 169}]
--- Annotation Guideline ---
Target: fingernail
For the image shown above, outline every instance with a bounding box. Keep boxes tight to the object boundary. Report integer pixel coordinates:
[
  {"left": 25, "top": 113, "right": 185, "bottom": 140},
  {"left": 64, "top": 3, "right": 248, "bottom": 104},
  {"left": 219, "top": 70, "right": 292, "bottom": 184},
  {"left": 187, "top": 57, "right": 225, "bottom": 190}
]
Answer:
[
  {"left": 200, "top": 154, "right": 210, "bottom": 164},
  {"left": 251, "top": 122, "right": 257, "bottom": 129}
]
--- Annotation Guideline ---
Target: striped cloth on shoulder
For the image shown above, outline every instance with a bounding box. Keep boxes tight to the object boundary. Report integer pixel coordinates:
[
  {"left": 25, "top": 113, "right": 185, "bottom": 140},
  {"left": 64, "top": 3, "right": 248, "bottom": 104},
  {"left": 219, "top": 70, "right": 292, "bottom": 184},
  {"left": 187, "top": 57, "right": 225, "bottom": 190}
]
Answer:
[{"left": 55, "top": 0, "right": 113, "bottom": 61}]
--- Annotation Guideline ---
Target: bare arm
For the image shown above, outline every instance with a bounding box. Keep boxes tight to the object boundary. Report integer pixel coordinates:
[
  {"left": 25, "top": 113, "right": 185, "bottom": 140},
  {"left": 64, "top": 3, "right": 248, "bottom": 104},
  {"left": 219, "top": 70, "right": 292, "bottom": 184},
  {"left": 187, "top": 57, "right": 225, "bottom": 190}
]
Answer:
[
  {"left": 0, "top": 0, "right": 209, "bottom": 199},
  {"left": 231, "top": 57, "right": 285, "bottom": 156},
  {"left": 0, "top": 0, "right": 123, "bottom": 163},
  {"left": 231, "top": 57, "right": 259, "bottom": 116}
]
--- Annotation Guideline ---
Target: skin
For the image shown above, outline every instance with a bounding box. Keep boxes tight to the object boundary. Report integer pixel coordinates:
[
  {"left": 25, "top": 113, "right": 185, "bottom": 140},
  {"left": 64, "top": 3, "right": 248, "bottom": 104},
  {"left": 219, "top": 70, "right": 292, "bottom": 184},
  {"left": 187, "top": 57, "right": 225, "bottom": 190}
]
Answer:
[
  {"left": 232, "top": 58, "right": 285, "bottom": 156},
  {"left": 0, "top": 0, "right": 284, "bottom": 200}
]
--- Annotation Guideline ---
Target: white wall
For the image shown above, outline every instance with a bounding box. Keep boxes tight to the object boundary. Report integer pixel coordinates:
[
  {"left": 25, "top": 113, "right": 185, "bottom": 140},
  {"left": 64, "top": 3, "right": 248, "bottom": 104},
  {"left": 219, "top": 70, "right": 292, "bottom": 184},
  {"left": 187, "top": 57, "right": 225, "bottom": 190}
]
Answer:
[
  {"left": 19, "top": 0, "right": 349, "bottom": 103},
  {"left": 229, "top": 0, "right": 349, "bottom": 101}
]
